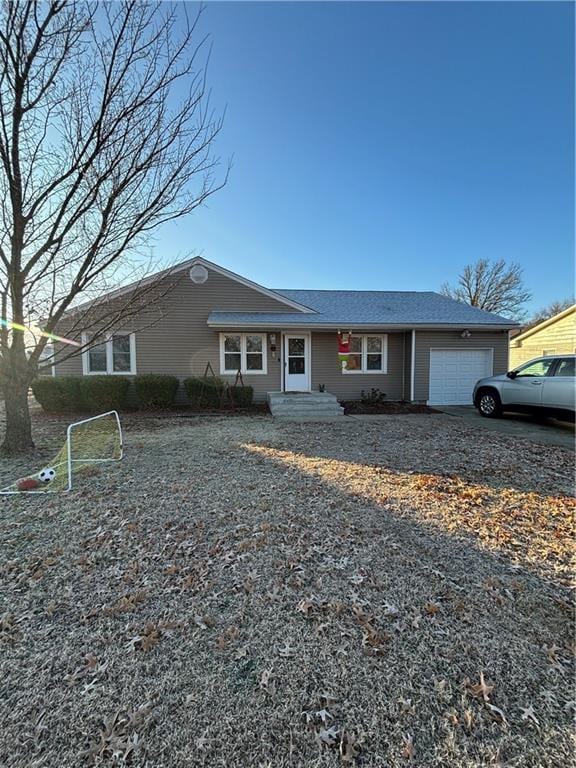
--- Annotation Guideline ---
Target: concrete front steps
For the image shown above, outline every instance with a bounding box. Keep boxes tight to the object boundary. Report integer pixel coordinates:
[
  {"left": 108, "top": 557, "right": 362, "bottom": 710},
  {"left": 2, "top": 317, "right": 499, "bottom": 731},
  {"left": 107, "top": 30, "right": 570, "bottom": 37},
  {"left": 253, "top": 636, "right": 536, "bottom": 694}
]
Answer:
[{"left": 267, "top": 391, "right": 344, "bottom": 420}]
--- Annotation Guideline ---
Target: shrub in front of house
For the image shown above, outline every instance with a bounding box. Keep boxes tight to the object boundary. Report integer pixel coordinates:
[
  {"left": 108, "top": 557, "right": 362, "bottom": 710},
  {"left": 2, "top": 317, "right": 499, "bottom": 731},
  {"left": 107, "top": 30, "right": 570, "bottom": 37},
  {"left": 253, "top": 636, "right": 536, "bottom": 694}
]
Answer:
[
  {"left": 230, "top": 385, "right": 254, "bottom": 408},
  {"left": 360, "top": 387, "right": 386, "bottom": 405},
  {"left": 184, "top": 377, "right": 225, "bottom": 408},
  {"left": 184, "top": 379, "right": 254, "bottom": 409},
  {"left": 32, "top": 377, "right": 83, "bottom": 412},
  {"left": 134, "top": 374, "right": 179, "bottom": 409},
  {"left": 33, "top": 375, "right": 253, "bottom": 413},
  {"left": 80, "top": 376, "right": 131, "bottom": 412}
]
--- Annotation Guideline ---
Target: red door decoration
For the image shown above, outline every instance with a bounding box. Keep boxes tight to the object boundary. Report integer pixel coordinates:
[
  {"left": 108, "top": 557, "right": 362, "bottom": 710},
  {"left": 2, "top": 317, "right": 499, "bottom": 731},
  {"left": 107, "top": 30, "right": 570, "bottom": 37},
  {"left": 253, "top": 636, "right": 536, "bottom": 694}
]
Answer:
[{"left": 338, "top": 331, "right": 351, "bottom": 370}]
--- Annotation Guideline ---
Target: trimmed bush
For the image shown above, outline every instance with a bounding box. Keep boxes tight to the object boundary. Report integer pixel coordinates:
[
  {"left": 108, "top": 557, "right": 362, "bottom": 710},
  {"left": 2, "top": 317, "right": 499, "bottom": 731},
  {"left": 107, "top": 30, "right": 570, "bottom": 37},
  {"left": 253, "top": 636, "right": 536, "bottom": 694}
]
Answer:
[
  {"left": 80, "top": 376, "right": 130, "bottom": 412},
  {"left": 184, "top": 377, "right": 224, "bottom": 408},
  {"left": 134, "top": 374, "right": 179, "bottom": 409},
  {"left": 32, "top": 377, "right": 83, "bottom": 412},
  {"left": 33, "top": 375, "right": 253, "bottom": 413},
  {"left": 230, "top": 385, "right": 254, "bottom": 408}
]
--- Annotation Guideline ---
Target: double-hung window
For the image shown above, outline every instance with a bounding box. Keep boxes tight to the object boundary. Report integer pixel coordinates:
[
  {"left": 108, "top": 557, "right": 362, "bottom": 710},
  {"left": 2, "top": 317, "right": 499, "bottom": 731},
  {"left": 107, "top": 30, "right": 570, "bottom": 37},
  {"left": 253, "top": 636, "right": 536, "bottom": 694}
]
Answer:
[
  {"left": 82, "top": 333, "right": 136, "bottom": 375},
  {"left": 220, "top": 333, "right": 267, "bottom": 375},
  {"left": 343, "top": 334, "right": 387, "bottom": 373}
]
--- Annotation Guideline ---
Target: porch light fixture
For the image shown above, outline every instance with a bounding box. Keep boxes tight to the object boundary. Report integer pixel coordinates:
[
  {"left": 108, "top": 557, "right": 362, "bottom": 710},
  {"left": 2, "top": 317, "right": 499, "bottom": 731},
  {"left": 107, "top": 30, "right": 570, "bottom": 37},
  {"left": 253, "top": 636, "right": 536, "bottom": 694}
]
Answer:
[
  {"left": 461, "top": 329, "right": 471, "bottom": 339},
  {"left": 269, "top": 334, "right": 276, "bottom": 346}
]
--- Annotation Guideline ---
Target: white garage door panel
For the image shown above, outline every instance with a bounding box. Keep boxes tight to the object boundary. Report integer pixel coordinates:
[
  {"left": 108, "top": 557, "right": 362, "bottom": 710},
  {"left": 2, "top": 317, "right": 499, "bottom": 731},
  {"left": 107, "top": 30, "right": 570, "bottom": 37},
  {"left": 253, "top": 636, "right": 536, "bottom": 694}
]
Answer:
[{"left": 429, "top": 349, "right": 493, "bottom": 405}]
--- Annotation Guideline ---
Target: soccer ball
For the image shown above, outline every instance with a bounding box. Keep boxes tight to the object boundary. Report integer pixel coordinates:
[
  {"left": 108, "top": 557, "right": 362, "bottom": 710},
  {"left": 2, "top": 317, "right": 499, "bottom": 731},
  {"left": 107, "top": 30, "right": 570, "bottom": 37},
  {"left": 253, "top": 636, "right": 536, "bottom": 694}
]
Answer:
[{"left": 38, "top": 467, "right": 56, "bottom": 484}]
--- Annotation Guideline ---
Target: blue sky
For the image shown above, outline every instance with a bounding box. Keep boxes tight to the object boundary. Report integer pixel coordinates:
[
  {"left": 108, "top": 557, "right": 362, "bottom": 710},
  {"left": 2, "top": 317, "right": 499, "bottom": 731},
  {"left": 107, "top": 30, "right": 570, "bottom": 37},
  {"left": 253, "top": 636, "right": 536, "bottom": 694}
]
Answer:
[{"left": 161, "top": 1, "right": 574, "bottom": 313}]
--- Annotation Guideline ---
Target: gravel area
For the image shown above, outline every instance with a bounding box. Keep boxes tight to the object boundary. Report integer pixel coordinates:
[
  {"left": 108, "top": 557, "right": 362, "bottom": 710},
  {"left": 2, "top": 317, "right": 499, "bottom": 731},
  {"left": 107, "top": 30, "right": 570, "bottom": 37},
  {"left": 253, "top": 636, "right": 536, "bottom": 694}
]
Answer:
[{"left": 0, "top": 410, "right": 574, "bottom": 767}]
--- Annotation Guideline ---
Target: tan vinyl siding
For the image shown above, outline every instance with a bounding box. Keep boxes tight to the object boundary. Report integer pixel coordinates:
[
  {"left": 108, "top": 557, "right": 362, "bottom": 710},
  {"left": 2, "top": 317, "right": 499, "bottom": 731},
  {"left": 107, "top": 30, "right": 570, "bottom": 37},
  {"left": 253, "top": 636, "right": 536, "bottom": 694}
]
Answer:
[
  {"left": 54, "top": 266, "right": 296, "bottom": 400},
  {"left": 309, "top": 331, "right": 405, "bottom": 400},
  {"left": 403, "top": 331, "right": 412, "bottom": 400},
  {"left": 54, "top": 347, "right": 82, "bottom": 375},
  {"left": 510, "top": 309, "right": 576, "bottom": 367},
  {"left": 413, "top": 330, "right": 509, "bottom": 402}
]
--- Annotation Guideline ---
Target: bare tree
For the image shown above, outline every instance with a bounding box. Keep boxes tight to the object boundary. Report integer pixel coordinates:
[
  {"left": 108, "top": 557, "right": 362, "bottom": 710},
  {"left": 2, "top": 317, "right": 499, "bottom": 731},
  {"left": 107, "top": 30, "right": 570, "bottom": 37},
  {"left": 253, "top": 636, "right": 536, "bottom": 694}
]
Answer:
[
  {"left": 525, "top": 296, "right": 574, "bottom": 329},
  {"left": 440, "top": 259, "right": 531, "bottom": 320},
  {"left": 0, "top": 1, "right": 225, "bottom": 454}
]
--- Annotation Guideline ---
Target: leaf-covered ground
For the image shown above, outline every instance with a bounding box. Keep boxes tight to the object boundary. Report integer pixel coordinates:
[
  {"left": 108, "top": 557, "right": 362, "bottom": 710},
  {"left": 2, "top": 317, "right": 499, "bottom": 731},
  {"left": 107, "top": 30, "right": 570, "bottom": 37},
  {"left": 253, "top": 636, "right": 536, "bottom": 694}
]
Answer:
[{"left": 0, "top": 411, "right": 574, "bottom": 767}]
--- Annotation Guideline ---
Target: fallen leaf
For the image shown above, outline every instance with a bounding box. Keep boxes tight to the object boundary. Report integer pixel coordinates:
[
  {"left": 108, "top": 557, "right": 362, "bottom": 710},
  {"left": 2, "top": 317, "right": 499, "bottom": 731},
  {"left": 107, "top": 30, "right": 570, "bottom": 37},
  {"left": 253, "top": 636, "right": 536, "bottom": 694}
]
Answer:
[
  {"left": 318, "top": 725, "right": 339, "bottom": 746},
  {"left": 277, "top": 642, "right": 296, "bottom": 658},
  {"left": 401, "top": 733, "right": 414, "bottom": 760},
  {"left": 296, "top": 598, "right": 317, "bottom": 617},
  {"left": 469, "top": 671, "right": 494, "bottom": 702},
  {"left": 520, "top": 704, "right": 539, "bottom": 726},
  {"left": 486, "top": 702, "right": 508, "bottom": 725},
  {"left": 259, "top": 668, "right": 275, "bottom": 696},
  {"left": 339, "top": 730, "right": 359, "bottom": 763},
  {"left": 463, "top": 709, "right": 474, "bottom": 731},
  {"left": 543, "top": 643, "right": 560, "bottom": 663},
  {"left": 424, "top": 602, "right": 441, "bottom": 616}
]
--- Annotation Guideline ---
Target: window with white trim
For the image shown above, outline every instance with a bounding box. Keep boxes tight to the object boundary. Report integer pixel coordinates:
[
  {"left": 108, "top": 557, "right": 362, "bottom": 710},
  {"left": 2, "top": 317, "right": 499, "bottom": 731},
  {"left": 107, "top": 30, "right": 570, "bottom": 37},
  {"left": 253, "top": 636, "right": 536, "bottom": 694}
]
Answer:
[
  {"left": 343, "top": 334, "right": 387, "bottom": 373},
  {"left": 82, "top": 333, "right": 136, "bottom": 375},
  {"left": 220, "top": 333, "right": 267, "bottom": 374}
]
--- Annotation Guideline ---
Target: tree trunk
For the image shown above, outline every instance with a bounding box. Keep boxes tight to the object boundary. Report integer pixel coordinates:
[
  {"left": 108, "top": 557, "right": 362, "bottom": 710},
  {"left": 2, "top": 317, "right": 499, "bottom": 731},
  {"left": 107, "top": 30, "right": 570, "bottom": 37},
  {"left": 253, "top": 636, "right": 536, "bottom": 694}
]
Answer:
[{"left": 1, "top": 372, "right": 34, "bottom": 455}]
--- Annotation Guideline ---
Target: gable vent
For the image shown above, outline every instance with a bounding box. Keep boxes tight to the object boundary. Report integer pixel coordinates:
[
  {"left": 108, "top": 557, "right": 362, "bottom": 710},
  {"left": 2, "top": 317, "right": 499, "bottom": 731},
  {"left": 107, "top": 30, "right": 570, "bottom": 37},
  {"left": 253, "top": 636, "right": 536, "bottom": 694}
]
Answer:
[{"left": 189, "top": 264, "right": 209, "bottom": 284}]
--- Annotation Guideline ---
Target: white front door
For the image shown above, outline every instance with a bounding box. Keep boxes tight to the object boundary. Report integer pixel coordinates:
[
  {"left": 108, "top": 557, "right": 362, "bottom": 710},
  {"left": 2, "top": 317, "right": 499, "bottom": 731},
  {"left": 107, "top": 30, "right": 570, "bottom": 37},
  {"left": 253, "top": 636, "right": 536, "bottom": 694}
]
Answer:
[{"left": 284, "top": 334, "right": 310, "bottom": 391}]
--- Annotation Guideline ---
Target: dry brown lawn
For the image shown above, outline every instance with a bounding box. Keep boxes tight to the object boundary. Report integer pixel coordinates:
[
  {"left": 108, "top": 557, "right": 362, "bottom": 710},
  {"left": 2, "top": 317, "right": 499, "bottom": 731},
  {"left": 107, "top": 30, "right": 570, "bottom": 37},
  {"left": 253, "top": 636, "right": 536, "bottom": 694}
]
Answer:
[{"left": 0, "top": 409, "right": 574, "bottom": 767}]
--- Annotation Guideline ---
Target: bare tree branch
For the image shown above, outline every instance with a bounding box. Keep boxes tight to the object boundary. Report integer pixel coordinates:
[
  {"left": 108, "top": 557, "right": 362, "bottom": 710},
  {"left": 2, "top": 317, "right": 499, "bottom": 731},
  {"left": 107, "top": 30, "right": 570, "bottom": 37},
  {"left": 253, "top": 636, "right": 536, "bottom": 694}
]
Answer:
[
  {"left": 523, "top": 296, "right": 574, "bottom": 331},
  {"left": 440, "top": 259, "right": 531, "bottom": 320},
  {"left": 0, "top": 0, "right": 226, "bottom": 453}
]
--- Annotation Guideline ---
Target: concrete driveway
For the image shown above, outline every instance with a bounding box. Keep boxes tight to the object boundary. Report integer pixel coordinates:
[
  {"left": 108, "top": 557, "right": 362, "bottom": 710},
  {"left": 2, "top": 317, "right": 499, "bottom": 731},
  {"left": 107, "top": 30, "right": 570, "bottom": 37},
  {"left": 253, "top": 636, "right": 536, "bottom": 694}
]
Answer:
[{"left": 438, "top": 405, "right": 575, "bottom": 449}]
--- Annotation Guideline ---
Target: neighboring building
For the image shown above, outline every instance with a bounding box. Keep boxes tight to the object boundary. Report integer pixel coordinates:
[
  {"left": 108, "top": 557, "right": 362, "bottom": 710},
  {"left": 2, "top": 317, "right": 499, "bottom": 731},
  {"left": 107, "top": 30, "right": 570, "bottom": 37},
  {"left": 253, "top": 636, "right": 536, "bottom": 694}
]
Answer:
[
  {"left": 510, "top": 305, "right": 576, "bottom": 368},
  {"left": 53, "top": 257, "right": 518, "bottom": 406}
]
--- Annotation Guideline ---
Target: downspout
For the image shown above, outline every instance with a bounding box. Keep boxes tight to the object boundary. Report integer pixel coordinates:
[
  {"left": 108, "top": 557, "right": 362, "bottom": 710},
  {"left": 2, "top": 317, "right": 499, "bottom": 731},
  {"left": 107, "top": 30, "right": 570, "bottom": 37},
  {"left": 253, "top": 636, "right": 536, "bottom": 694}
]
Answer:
[
  {"left": 401, "top": 333, "right": 405, "bottom": 399},
  {"left": 410, "top": 329, "right": 416, "bottom": 402}
]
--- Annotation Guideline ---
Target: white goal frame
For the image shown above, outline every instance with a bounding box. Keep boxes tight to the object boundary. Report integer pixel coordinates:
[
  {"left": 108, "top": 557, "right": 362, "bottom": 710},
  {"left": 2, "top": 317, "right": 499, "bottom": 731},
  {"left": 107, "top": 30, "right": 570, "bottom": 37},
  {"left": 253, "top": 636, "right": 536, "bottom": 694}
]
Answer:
[{"left": 0, "top": 410, "right": 123, "bottom": 495}]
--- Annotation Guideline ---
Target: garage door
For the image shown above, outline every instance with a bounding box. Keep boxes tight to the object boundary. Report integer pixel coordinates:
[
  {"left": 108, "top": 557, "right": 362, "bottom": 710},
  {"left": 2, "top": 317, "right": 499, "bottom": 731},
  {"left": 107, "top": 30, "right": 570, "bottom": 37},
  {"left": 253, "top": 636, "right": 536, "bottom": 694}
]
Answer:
[{"left": 429, "top": 349, "right": 493, "bottom": 405}]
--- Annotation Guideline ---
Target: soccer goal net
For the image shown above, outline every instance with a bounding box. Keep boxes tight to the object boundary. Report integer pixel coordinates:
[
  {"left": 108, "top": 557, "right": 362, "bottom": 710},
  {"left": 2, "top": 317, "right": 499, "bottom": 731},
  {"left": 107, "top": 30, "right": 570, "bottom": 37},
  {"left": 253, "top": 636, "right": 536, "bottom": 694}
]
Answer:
[{"left": 0, "top": 410, "right": 123, "bottom": 495}]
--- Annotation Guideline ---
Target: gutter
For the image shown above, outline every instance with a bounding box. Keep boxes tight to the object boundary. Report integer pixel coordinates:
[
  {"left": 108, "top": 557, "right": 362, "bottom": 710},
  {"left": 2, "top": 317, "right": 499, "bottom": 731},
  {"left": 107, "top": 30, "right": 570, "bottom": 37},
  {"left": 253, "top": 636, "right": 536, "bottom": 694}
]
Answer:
[{"left": 206, "top": 321, "right": 518, "bottom": 331}]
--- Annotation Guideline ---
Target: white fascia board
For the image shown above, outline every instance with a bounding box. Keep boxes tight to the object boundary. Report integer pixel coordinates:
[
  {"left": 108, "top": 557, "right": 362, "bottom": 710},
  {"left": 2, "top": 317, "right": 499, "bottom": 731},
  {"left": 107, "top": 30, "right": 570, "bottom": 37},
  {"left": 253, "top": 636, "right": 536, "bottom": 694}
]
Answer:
[{"left": 512, "top": 305, "right": 576, "bottom": 343}]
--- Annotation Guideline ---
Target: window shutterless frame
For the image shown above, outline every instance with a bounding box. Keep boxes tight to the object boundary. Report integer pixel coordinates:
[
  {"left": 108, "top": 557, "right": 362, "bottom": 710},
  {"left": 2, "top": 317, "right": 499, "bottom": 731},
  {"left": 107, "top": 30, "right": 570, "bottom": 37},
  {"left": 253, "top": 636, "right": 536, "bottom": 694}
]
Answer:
[
  {"left": 219, "top": 333, "right": 268, "bottom": 375},
  {"left": 341, "top": 334, "right": 388, "bottom": 374},
  {"left": 81, "top": 333, "right": 137, "bottom": 375}
]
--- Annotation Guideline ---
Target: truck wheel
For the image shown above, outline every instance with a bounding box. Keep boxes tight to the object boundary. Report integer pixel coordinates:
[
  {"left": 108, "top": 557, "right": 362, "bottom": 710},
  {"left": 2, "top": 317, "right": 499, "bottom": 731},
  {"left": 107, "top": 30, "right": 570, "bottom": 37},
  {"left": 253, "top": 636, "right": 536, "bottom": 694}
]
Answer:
[{"left": 477, "top": 389, "right": 502, "bottom": 418}]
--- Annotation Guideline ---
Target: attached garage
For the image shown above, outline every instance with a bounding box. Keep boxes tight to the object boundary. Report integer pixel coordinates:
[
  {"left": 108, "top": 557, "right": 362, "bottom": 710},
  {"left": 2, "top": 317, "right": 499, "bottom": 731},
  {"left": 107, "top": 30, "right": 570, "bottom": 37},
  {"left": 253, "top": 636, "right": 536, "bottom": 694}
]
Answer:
[{"left": 428, "top": 348, "right": 493, "bottom": 405}]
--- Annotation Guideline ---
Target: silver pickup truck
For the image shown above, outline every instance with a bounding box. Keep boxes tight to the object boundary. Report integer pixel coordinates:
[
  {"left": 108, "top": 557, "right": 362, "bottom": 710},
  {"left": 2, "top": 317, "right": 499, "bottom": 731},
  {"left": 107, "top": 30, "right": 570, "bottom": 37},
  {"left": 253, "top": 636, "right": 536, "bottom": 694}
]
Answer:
[{"left": 473, "top": 354, "right": 575, "bottom": 420}]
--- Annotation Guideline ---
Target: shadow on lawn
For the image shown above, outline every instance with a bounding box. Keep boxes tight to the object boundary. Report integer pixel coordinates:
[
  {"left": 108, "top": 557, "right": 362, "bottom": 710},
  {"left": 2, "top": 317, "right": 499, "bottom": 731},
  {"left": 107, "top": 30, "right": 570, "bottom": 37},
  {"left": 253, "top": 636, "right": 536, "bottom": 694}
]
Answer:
[
  {"left": 238, "top": 440, "right": 575, "bottom": 594},
  {"left": 230, "top": 438, "right": 574, "bottom": 755}
]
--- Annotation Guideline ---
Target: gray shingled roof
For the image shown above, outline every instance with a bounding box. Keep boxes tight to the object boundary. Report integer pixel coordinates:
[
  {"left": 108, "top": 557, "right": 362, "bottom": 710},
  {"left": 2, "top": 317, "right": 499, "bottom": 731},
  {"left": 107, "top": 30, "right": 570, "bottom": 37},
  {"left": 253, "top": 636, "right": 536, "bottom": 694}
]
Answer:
[{"left": 208, "top": 290, "right": 518, "bottom": 328}]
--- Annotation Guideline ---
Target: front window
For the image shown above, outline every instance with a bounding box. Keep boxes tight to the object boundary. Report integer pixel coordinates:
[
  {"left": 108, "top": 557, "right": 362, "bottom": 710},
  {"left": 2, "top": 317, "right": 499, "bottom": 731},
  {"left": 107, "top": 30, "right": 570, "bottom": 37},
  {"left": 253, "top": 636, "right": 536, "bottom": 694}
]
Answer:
[
  {"left": 223, "top": 334, "right": 242, "bottom": 372},
  {"left": 342, "top": 335, "right": 387, "bottom": 374},
  {"left": 220, "top": 333, "right": 267, "bottom": 375},
  {"left": 87, "top": 339, "right": 107, "bottom": 373},
  {"left": 112, "top": 335, "right": 132, "bottom": 372},
  {"left": 246, "top": 334, "right": 264, "bottom": 371},
  {"left": 83, "top": 333, "right": 135, "bottom": 375},
  {"left": 514, "top": 358, "right": 554, "bottom": 378},
  {"left": 346, "top": 336, "right": 362, "bottom": 371}
]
